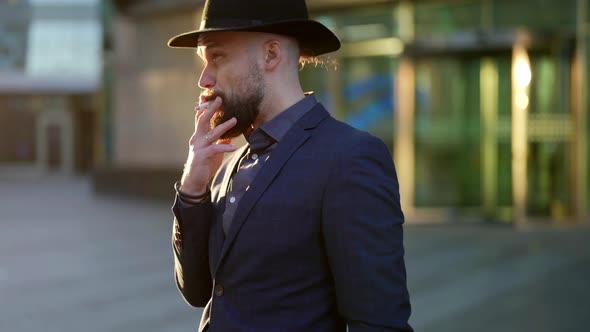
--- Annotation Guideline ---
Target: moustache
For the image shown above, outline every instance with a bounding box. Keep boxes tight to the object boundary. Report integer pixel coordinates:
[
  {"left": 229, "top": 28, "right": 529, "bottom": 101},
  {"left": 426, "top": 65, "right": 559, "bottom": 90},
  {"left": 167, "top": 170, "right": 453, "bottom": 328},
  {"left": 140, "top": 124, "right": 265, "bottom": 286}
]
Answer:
[{"left": 201, "top": 91, "right": 224, "bottom": 103}]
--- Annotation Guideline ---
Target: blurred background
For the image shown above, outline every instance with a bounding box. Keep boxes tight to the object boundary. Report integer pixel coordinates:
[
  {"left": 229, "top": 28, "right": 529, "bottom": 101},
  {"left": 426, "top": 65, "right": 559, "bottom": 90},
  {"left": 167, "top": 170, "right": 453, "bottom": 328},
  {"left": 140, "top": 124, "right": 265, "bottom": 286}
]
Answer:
[{"left": 0, "top": 0, "right": 589, "bottom": 331}]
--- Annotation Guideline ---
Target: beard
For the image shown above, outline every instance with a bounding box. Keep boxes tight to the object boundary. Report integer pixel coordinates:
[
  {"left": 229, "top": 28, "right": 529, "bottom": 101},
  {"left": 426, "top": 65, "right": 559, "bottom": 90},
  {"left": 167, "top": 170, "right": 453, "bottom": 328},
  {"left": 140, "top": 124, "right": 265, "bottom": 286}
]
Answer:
[{"left": 203, "top": 64, "right": 264, "bottom": 139}]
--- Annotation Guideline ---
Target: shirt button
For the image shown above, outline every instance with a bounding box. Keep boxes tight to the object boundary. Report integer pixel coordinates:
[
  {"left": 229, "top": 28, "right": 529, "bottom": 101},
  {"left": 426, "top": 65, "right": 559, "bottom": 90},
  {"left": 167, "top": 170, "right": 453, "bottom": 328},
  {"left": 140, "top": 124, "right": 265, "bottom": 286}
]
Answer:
[
  {"left": 214, "top": 284, "right": 224, "bottom": 296},
  {"left": 229, "top": 197, "right": 236, "bottom": 203},
  {"left": 251, "top": 153, "right": 258, "bottom": 160}
]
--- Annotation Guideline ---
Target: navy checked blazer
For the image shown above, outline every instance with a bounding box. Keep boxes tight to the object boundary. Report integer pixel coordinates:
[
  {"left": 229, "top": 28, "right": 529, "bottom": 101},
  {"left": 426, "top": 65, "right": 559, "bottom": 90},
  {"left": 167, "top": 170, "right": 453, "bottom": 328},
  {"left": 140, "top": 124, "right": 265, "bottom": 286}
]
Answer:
[{"left": 171, "top": 103, "right": 413, "bottom": 332}]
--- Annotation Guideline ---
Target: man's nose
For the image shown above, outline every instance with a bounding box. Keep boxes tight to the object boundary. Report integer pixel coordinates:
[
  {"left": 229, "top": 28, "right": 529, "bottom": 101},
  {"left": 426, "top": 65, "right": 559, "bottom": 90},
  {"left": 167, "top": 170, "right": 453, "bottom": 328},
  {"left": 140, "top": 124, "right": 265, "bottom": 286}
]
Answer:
[{"left": 198, "top": 65, "right": 215, "bottom": 89}]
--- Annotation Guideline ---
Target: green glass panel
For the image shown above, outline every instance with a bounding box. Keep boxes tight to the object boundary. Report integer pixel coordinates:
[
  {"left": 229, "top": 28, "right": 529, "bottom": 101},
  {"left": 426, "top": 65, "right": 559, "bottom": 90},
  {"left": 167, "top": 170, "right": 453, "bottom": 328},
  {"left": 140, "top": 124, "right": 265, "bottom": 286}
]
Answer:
[
  {"left": 526, "top": 54, "right": 572, "bottom": 218},
  {"left": 304, "top": 5, "right": 398, "bottom": 149},
  {"left": 301, "top": 57, "right": 396, "bottom": 149},
  {"left": 494, "top": 0, "right": 577, "bottom": 32},
  {"left": 587, "top": 35, "right": 590, "bottom": 212},
  {"left": 497, "top": 142, "right": 513, "bottom": 206},
  {"left": 340, "top": 57, "right": 396, "bottom": 149},
  {"left": 414, "top": 57, "right": 481, "bottom": 207},
  {"left": 314, "top": 4, "right": 397, "bottom": 42},
  {"left": 413, "top": 0, "right": 577, "bottom": 38},
  {"left": 495, "top": 56, "right": 512, "bottom": 206},
  {"left": 414, "top": 0, "right": 483, "bottom": 36},
  {"left": 527, "top": 142, "right": 570, "bottom": 217},
  {"left": 300, "top": 65, "right": 330, "bottom": 103}
]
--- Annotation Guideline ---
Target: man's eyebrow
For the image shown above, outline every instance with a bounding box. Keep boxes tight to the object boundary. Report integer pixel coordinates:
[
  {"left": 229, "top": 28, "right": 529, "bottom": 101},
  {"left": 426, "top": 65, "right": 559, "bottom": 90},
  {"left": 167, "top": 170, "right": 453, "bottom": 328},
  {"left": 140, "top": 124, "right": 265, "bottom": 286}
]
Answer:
[{"left": 196, "top": 41, "right": 222, "bottom": 58}]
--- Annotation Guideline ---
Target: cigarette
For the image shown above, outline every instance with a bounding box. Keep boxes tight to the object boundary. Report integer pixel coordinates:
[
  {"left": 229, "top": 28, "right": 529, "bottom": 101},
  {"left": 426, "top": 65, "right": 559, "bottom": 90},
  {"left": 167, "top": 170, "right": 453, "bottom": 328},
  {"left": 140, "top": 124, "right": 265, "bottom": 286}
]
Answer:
[{"left": 196, "top": 101, "right": 210, "bottom": 111}]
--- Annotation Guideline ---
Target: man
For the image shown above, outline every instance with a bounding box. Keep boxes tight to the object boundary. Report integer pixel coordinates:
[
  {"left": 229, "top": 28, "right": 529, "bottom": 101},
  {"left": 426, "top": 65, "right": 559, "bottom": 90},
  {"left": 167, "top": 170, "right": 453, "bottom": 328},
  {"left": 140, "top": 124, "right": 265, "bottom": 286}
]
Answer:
[{"left": 169, "top": 0, "right": 412, "bottom": 331}]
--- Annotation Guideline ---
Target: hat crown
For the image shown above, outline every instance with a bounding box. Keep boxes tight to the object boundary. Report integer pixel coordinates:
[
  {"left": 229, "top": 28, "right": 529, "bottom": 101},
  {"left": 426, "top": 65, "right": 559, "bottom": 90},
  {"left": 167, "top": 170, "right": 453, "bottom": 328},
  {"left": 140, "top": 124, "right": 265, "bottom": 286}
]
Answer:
[
  {"left": 202, "top": 0, "right": 309, "bottom": 27},
  {"left": 169, "top": 0, "right": 340, "bottom": 56}
]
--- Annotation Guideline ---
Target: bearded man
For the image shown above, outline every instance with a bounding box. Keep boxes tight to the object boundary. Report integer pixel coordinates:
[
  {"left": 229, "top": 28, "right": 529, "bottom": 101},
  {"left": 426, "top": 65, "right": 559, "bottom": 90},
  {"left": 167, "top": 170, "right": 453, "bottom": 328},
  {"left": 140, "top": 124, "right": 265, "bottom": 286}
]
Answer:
[{"left": 169, "top": 0, "right": 413, "bottom": 331}]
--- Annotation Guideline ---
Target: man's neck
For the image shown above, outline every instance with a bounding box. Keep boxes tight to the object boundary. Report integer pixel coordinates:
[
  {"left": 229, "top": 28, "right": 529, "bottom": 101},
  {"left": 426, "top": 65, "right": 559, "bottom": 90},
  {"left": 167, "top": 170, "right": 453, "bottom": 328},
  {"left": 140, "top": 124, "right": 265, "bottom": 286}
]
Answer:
[{"left": 254, "top": 89, "right": 305, "bottom": 128}]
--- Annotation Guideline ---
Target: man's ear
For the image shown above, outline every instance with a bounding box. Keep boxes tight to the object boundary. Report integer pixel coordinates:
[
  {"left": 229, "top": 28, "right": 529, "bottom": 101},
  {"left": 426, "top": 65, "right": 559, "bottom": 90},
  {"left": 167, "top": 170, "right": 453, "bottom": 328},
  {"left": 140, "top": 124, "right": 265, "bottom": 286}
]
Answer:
[{"left": 263, "top": 40, "right": 281, "bottom": 70}]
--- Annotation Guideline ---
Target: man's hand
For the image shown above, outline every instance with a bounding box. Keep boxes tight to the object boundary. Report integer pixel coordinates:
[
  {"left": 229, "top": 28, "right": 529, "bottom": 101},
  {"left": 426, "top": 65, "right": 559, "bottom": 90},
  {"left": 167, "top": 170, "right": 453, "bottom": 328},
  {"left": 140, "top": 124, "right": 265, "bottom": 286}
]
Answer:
[{"left": 180, "top": 96, "right": 238, "bottom": 195}]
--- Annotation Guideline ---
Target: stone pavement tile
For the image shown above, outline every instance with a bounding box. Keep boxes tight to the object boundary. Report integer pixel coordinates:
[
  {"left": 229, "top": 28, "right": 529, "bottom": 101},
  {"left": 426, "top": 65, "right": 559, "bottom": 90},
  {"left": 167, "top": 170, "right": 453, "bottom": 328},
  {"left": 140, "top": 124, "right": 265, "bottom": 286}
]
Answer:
[
  {"left": 422, "top": 255, "right": 590, "bottom": 332},
  {"left": 404, "top": 225, "right": 590, "bottom": 332},
  {"left": 0, "top": 177, "right": 201, "bottom": 332}
]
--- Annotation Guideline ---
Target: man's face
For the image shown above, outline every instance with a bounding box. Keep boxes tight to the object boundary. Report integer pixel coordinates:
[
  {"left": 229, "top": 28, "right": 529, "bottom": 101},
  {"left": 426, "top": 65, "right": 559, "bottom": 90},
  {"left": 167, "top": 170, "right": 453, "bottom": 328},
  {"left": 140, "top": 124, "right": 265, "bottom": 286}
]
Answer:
[{"left": 198, "top": 32, "right": 265, "bottom": 139}]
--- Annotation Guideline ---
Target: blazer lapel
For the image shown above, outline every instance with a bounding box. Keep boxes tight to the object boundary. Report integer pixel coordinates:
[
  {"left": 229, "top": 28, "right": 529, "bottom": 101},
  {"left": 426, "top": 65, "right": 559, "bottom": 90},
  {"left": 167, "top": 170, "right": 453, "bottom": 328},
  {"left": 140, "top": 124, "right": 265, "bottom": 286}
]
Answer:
[{"left": 214, "top": 104, "right": 330, "bottom": 273}]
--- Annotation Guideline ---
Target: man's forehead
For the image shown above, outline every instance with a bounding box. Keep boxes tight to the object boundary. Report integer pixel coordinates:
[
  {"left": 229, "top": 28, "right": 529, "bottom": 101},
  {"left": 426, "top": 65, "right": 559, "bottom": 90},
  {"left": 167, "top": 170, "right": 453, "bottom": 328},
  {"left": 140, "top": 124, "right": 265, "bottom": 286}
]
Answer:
[
  {"left": 198, "top": 31, "right": 268, "bottom": 47},
  {"left": 198, "top": 31, "right": 239, "bottom": 47},
  {"left": 197, "top": 33, "right": 219, "bottom": 48}
]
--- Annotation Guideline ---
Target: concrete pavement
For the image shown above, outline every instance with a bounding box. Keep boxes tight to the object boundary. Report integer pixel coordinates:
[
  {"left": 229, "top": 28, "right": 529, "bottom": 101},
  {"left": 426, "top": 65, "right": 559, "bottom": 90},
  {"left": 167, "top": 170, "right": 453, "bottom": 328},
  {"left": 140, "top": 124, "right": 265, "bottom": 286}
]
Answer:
[
  {"left": 0, "top": 175, "right": 199, "bottom": 332},
  {"left": 405, "top": 224, "right": 590, "bottom": 331},
  {"left": 0, "top": 175, "right": 588, "bottom": 331}
]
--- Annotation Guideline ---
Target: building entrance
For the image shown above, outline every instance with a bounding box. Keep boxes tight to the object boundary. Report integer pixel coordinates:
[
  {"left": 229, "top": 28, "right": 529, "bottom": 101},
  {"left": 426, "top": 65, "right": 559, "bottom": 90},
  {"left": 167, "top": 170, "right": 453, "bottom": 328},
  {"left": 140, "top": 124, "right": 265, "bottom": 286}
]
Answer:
[{"left": 404, "top": 39, "right": 578, "bottom": 224}]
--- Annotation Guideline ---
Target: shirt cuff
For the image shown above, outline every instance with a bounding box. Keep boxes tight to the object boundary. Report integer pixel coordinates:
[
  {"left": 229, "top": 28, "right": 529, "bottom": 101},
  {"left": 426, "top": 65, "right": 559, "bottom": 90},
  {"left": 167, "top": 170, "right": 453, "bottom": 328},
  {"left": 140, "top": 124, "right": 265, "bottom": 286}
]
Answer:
[
  {"left": 176, "top": 193, "right": 210, "bottom": 207},
  {"left": 174, "top": 181, "right": 211, "bottom": 207}
]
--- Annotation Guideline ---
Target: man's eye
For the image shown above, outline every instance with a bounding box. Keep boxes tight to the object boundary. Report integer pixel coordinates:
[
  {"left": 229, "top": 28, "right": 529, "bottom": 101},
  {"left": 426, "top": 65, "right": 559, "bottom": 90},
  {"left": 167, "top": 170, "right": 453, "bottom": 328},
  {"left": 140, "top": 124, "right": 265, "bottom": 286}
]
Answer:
[{"left": 210, "top": 54, "right": 222, "bottom": 63}]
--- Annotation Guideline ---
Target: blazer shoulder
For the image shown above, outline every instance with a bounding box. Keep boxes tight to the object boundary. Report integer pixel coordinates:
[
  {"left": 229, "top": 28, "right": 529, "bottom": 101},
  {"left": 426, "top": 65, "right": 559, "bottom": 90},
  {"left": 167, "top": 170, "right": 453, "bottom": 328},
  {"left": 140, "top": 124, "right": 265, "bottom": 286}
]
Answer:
[{"left": 315, "top": 114, "right": 390, "bottom": 157}]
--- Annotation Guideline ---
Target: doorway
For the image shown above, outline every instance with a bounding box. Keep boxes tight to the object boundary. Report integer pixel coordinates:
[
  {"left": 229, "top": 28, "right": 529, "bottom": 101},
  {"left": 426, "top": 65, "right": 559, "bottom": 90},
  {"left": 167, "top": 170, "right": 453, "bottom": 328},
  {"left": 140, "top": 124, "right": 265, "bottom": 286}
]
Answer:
[{"left": 408, "top": 47, "right": 575, "bottom": 223}]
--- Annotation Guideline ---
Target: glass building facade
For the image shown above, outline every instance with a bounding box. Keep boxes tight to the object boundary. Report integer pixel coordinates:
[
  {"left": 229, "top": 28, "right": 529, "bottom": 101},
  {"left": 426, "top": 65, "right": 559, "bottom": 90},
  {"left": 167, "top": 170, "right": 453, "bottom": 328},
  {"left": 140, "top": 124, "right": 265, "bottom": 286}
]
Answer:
[
  {"left": 300, "top": 0, "right": 589, "bottom": 224},
  {"left": 0, "top": 0, "right": 101, "bottom": 173},
  {"left": 98, "top": 0, "right": 588, "bottom": 224}
]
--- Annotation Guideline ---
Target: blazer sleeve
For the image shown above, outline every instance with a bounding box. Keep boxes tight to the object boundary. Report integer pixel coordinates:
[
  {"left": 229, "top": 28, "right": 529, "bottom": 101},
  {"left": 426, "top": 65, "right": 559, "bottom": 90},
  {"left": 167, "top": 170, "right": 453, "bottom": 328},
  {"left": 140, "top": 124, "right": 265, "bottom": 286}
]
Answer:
[
  {"left": 171, "top": 194, "right": 214, "bottom": 307},
  {"left": 321, "top": 134, "right": 413, "bottom": 332}
]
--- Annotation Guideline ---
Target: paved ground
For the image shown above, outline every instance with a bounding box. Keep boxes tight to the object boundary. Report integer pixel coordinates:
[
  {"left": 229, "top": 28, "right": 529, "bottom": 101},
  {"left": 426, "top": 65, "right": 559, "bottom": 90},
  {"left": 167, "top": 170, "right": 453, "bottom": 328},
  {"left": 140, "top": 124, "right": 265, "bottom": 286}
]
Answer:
[{"left": 0, "top": 175, "right": 588, "bottom": 332}]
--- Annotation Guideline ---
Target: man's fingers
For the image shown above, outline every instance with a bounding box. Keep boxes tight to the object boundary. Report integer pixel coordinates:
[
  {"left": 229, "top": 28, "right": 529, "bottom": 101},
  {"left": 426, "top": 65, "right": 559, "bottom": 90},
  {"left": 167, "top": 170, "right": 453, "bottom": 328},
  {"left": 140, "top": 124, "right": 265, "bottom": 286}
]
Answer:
[
  {"left": 195, "top": 106, "right": 206, "bottom": 119},
  {"left": 195, "top": 143, "right": 237, "bottom": 160},
  {"left": 190, "top": 97, "right": 236, "bottom": 148},
  {"left": 196, "top": 96, "right": 222, "bottom": 134},
  {"left": 189, "top": 141, "right": 236, "bottom": 163},
  {"left": 206, "top": 117, "right": 237, "bottom": 143},
  {"left": 193, "top": 107, "right": 206, "bottom": 132},
  {"left": 207, "top": 143, "right": 237, "bottom": 154}
]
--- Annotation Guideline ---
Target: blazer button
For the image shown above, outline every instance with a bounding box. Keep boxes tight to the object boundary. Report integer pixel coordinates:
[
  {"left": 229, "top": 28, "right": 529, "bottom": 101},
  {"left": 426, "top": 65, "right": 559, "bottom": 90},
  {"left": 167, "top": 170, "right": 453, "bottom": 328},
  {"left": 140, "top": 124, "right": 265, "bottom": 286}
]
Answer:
[{"left": 214, "top": 284, "right": 224, "bottom": 296}]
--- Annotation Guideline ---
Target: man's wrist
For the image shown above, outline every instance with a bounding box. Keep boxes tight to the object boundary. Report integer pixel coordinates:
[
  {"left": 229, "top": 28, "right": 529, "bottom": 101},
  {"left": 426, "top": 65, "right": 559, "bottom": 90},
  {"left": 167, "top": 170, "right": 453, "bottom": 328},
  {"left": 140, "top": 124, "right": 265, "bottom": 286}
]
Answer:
[
  {"left": 174, "top": 181, "right": 210, "bottom": 203},
  {"left": 178, "top": 176, "right": 208, "bottom": 195}
]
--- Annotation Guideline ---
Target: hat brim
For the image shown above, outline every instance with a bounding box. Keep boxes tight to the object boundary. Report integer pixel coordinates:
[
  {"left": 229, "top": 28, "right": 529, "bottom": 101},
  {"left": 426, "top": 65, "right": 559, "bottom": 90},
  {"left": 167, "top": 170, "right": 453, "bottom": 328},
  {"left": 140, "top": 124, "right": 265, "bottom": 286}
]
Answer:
[{"left": 167, "top": 19, "right": 340, "bottom": 56}]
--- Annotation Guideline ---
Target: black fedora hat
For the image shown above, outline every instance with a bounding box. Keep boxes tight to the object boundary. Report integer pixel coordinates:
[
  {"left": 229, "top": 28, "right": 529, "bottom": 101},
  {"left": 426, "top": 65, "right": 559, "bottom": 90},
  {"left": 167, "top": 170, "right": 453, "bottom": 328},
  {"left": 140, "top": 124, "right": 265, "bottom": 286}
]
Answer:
[{"left": 168, "top": 0, "right": 341, "bottom": 56}]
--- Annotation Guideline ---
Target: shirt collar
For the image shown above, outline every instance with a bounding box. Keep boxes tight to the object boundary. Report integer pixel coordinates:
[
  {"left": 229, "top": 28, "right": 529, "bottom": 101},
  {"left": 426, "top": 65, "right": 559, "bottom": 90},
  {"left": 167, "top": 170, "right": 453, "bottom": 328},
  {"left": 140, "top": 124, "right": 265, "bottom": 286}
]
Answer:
[
  {"left": 246, "top": 94, "right": 317, "bottom": 149},
  {"left": 259, "top": 94, "right": 317, "bottom": 142}
]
